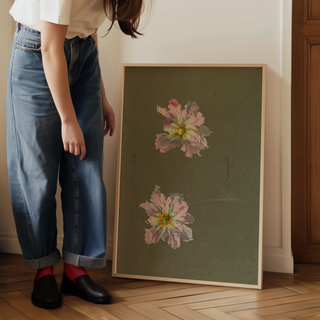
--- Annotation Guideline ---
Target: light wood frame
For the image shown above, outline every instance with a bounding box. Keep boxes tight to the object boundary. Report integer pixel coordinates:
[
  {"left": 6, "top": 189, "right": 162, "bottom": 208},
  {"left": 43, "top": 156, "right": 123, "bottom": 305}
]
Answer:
[{"left": 112, "top": 64, "right": 266, "bottom": 289}]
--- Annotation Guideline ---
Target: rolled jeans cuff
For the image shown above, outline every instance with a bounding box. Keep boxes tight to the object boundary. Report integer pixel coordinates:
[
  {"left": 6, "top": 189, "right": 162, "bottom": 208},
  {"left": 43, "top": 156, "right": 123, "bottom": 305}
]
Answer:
[
  {"left": 63, "top": 250, "right": 106, "bottom": 269},
  {"left": 24, "top": 248, "right": 61, "bottom": 270}
]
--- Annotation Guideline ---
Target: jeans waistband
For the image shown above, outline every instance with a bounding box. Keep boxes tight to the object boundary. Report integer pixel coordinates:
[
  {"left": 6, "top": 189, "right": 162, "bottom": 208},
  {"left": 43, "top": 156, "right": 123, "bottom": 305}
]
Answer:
[
  {"left": 17, "top": 23, "right": 41, "bottom": 36},
  {"left": 16, "top": 23, "right": 92, "bottom": 44}
]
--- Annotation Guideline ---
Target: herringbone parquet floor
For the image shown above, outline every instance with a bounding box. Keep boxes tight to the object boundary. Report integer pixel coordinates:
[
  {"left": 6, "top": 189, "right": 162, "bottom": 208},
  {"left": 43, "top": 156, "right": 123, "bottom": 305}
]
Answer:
[{"left": 1, "top": 253, "right": 320, "bottom": 320}]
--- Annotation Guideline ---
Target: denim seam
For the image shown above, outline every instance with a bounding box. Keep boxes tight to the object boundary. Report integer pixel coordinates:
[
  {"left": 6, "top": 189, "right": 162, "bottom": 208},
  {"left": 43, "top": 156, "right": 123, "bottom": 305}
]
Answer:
[
  {"left": 23, "top": 39, "right": 40, "bottom": 46},
  {"left": 70, "top": 156, "right": 79, "bottom": 253},
  {"left": 9, "top": 37, "right": 38, "bottom": 257},
  {"left": 15, "top": 44, "right": 41, "bottom": 53}
]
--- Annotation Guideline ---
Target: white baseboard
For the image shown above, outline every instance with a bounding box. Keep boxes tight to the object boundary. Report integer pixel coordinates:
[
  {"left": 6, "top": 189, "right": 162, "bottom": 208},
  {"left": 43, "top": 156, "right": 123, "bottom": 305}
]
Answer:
[
  {"left": 263, "top": 248, "right": 294, "bottom": 274},
  {"left": 0, "top": 233, "right": 22, "bottom": 254},
  {"left": 0, "top": 233, "right": 294, "bottom": 273}
]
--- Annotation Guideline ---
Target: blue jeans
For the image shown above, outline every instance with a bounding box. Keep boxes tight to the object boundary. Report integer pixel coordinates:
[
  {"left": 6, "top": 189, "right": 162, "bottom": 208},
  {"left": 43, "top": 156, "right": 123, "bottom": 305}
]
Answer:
[{"left": 6, "top": 24, "right": 107, "bottom": 270}]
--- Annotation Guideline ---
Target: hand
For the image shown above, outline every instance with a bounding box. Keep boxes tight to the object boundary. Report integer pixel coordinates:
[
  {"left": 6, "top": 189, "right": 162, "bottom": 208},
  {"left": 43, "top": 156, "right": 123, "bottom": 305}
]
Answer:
[
  {"left": 102, "top": 98, "right": 115, "bottom": 136},
  {"left": 62, "top": 119, "right": 86, "bottom": 160}
]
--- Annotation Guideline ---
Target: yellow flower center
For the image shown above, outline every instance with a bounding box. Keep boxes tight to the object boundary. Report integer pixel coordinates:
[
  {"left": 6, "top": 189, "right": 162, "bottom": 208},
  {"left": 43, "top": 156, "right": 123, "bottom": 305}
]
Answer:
[
  {"left": 174, "top": 123, "right": 187, "bottom": 140},
  {"left": 157, "top": 211, "right": 173, "bottom": 228}
]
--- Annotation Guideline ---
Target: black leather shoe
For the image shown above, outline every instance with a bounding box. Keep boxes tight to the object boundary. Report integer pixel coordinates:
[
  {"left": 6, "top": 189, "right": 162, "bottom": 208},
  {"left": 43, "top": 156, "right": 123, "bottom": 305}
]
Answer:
[
  {"left": 31, "top": 275, "right": 62, "bottom": 309},
  {"left": 60, "top": 273, "right": 112, "bottom": 304}
]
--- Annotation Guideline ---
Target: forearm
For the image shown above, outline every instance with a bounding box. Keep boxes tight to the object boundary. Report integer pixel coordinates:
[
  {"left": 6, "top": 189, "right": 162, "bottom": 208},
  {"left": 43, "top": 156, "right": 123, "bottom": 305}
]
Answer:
[
  {"left": 40, "top": 20, "right": 86, "bottom": 159},
  {"left": 42, "top": 49, "right": 76, "bottom": 123},
  {"left": 41, "top": 21, "right": 76, "bottom": 124}
]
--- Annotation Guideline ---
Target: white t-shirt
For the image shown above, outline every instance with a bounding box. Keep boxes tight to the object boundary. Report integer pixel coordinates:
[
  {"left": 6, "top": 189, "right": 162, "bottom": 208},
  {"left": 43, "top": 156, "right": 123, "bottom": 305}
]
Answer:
[{"left": 10, "top": 0, "right": 107, "bottom": 39}]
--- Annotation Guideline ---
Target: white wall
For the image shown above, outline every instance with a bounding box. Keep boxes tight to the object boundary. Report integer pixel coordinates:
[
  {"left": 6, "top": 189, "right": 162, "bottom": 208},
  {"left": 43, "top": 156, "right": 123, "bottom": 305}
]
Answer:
[
  {"left": 0, "top": 0, "right": 293, "bottom": 273},
  {"left": 98, "top": 0, "right": 293, "bottom": 273}
]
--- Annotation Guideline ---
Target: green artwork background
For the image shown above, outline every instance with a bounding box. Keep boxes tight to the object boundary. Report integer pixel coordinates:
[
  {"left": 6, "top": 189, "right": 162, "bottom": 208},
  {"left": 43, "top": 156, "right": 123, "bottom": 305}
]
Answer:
[{"left": 116, "top": 66, "right": 263, "bottom": 285}]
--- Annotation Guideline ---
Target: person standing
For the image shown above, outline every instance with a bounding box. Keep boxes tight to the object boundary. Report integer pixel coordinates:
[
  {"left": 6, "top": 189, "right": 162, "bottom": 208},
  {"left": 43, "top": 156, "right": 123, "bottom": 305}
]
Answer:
[{"left": 7, "top": 0, "right": 145, "bottom": 309}]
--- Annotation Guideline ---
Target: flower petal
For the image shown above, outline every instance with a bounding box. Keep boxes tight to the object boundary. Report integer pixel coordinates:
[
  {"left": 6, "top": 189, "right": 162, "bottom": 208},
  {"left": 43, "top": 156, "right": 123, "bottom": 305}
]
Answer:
[
  {"left": 198, "top": 125, "right": 212, "bottom": 137},
  {"left": 155, "top": 133, "right": 180, "bottom": 153},
  {"left": 149, "top": 185, "right": 164, "bottom": 211},
  {"left": 186, "top": 112, "right": 205, "bottom": 127},
  {"left": 168, "top": 232, "right": 181, "bottom": 249},
  {"left": 185, "top": 101, "right": 199, "bottom": 116},
  {"left": 180, "top": 225, "right": 193, "bottom": 242},
  {"left": 180, "top": 141, "right": 201, "bottom": 158},
  {"left": 157, "top": 106, "right": 174, "bottom": 121},
  {"left": 168, "top": 104, "right": 182, "bottom": 119},
  {"left": 169, "top": 99, "right": 180, "bottom": 107}
]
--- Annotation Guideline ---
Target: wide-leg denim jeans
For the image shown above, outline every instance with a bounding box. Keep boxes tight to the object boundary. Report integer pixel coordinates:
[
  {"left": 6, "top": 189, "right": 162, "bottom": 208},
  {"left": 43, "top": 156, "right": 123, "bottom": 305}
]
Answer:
[{"left": 6, "top": 24, "right": 107, "bottom": 270}]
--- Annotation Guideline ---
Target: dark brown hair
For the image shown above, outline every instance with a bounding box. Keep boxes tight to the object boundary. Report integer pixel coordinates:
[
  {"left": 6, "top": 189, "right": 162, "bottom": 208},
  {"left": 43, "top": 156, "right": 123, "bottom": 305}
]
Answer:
[{"left": 104, "top": 0, "right": 144, "bottom": 38}]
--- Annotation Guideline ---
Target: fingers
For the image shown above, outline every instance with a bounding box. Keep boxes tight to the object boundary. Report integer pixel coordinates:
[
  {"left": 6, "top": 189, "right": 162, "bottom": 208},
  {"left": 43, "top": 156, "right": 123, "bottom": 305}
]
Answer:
[
  {"left": 69, "top": 144, "right": 75, "bottom": 154},
  {"left": 74, "top": 145, "right": 80, "bottom": 156},
  {"left": 64, "top": 142, "right": 86, "bottom": 160},
  {"left": 104, "top": 125, "right": 110, "bottom": 136},
  {"left": 79, "top": 144, "right": 86, "bottom": 161},
  {"left": 104, "top": 119, "right": 115, "bottom": 137},
  {"left": 109, "top": 125, "right": 115, "bottom": 137}
]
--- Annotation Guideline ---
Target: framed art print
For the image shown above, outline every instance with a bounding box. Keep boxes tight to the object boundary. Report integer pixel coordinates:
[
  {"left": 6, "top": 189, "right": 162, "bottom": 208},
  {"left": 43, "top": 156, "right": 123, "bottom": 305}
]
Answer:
[{"left": 112, "top": 64, "right": 266, "bottom": 289}]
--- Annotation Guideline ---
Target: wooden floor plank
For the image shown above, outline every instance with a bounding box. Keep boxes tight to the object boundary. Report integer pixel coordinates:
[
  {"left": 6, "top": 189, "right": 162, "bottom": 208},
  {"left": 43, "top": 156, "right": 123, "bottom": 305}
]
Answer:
[
  {"left": 49, "top": 304, "right": 93, "bottom": 320},
  {"left": 118, "top": 285, "right": 228, "bottom": 304},
  {"left": 283, "top": 307, "right": 320, "bottom": 319},
  {"left": 0, "top": 253, "right": 24, "bottom": 269},
  {"left": 186, "top": 287, "right": 296, "bottom": 310},
  {"left": 127, "top": 302, "right": 182, "bottom": 320},
  {"left": 163, "top": 305, "right": 215, "bottom": 320},
  {"left": 152, "top": 288, "right": 252, "bottom": 308},
  {"left": 197, "top": 308, "right": 240, "bottom": 320},
  {"left": 292, "top": 280, "right": 320, "bottom": 293},
  {"left": 264, "top": 316, "right": 293, "bottom": 320},
  {"left": 229, "top": 310, "right": 266, "bottom": 320},
  {"left": 293, "top": 265, "right": 320, "bottom": 281},
  {"left": 3, "top": 254, "right": 320, "bottom": 320},
  {"left": 218, "top": 292, "right": 320, "bottom": 313},
  {"left": 63, "top": 295, "right": 120, "bottom": 320},
  {"left": 252, "top": 299, "right": 320, "bottom": 316},
  {"left": 100, "top": 302, "right": 153, "bottom": 320},
  {"left": 21, "top": 290, "right": 92, "bottom": 320},
  {"left": 0, "top": 268, "right": 35, "bottom": 285},
  {"left": 0, "top": 297, "right": 32, "bottom": 320},
  {"left": 264, "top": 276, "right": 313, "bottom": 294},
  {"left": 0, "top": 291, "right": 61, "bottom": 320},
  {"left": 263, "top": 281, "right": 280, "bottom": 289},
  {"left": 0, "top": 279, "right": 34, "bottom": 294}
]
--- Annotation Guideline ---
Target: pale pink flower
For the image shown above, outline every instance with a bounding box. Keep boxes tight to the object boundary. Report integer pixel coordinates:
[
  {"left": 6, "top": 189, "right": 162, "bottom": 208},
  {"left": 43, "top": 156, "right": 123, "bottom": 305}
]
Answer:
[
  {"left": 155, "top": 99, "right": 212, "bottom": 158},
  {"left": 140, "top": 186, "right": 194, "bottom": 249}
]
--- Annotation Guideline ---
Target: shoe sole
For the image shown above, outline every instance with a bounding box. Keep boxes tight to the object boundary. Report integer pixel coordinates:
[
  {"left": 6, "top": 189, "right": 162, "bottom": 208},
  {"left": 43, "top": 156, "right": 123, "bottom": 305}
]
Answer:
[
  {"left": 60, "top": 285, "right": 112, "bottom": 304},
  {"left": 31, "top": 295, "right": 62, "bottom": 309}
]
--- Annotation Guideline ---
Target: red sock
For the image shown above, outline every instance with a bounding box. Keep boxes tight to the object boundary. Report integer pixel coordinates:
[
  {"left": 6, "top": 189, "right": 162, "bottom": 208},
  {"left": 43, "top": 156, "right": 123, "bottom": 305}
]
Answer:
[
  {"left": 34, "top": 266, "right": 54, "bottom": 281},
  {"left": 64, "top": 263, "right": 88, "bottom": 283}
]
